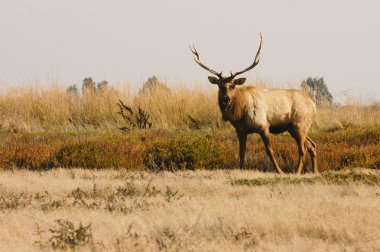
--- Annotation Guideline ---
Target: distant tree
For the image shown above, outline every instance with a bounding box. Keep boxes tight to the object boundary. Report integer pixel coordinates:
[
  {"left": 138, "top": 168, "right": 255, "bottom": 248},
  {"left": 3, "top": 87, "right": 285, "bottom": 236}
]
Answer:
[
  {"left": 82, "top": 77, "right": 96, "bottom": 95},
  {"left": 139, "top": 76, "right": 170, "bottom": 95},
  {"left": 301, "top": 77, "right": 333, "bottom": 106},
  {"left": 66, "top": 84, "right": 79, "bottom": 96},
  {"left": 97, "top": 80, "right": 109, "bottom": 92}
]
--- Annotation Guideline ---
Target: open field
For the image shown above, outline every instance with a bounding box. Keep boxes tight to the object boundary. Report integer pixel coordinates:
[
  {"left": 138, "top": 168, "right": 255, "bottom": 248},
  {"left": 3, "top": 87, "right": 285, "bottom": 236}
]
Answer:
[
  {"left": 2, "top": 1, "right": 380, "bottom": 251},
  {"left": 0, "top": 168, "right": 379, "bottom": 251},
  {"left": 0, "top": 84, "right": 379, "bottom": 251}
]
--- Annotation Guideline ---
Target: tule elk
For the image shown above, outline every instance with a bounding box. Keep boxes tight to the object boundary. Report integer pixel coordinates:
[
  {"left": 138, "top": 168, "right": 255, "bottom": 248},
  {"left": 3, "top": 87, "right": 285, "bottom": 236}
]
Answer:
[{"left": 190, "top": 34, "right": 318, "bottom": 175}]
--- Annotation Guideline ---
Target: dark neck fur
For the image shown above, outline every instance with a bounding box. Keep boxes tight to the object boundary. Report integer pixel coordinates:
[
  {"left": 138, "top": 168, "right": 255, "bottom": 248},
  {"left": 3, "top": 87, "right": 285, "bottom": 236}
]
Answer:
[{"left": 218, "top": 89, "right": 246, "bottom": 122}]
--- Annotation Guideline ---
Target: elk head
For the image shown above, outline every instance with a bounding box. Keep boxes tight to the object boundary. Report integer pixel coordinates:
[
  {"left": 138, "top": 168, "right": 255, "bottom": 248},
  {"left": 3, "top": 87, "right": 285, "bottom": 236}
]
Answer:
[{"left": 190, "top": 34, "right": 263, "bottom": 109}]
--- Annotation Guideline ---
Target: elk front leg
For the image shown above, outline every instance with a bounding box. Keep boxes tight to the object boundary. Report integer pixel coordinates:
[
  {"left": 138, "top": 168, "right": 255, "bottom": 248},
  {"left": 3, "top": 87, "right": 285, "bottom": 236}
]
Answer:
[
  {"left": 237, "top": 132, "right": 247, "bottom": 170},
  {"left": 260, "top": 131, "right": 284, "bottom": 175}
]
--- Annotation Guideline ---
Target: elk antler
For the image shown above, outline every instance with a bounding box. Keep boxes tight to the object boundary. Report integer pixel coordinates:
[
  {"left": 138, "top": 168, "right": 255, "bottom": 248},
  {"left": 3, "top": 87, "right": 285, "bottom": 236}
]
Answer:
[
  {"left": 230, "top": 33, "right": 263, "bottom": 79},
  {"left": 190, "top": 45, "right": 223, "bottom": 78}
]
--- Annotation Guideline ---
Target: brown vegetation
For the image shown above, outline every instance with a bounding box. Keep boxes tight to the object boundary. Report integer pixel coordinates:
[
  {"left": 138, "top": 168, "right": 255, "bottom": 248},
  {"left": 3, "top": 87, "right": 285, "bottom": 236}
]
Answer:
[
  {"left": 0, "top": 125, "right": 379, "bottom": 172},
  {"left": 0, "top": 82, "right": 379, "bottom": 173}
]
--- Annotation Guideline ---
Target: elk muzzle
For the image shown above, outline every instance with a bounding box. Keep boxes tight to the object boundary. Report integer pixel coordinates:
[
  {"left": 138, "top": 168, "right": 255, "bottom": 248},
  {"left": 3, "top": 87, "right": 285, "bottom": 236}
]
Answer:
[{"left": 222, "top": 96, "right": 231, "bottom": 106}]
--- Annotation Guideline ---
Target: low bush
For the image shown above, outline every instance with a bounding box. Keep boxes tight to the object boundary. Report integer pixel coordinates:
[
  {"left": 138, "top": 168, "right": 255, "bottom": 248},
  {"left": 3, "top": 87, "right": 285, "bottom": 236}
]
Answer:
[
  {"left": 143, "top": 135, "right": 228, "bottom": 171},
  {"left": 0, "top": 134, "right": 145, "bottom": 170},
  {"left": 0, "top": 126, "right": 379, "bottom": 172}
]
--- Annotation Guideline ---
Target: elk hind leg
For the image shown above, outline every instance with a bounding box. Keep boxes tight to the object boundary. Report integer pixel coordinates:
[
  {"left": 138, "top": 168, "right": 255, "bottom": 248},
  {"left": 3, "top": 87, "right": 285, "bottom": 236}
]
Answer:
[
  {"left": 295, "top": 133, "right": 307, "bottom": 176},
  {"left": 306, "top": 137, "right": 318, "bottom": 175},
  {"left": 307, "top": 136, "right": 316, "bottom": 148},
  {"left": 260, "top": 131, "right": 284, "bottom": 175}
]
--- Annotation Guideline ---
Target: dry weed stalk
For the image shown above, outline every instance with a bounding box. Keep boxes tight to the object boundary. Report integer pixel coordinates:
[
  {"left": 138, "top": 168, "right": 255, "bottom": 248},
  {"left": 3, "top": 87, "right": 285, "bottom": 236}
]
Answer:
[{"left": 117, "top": 99, "right": 152, "bottom": 131}]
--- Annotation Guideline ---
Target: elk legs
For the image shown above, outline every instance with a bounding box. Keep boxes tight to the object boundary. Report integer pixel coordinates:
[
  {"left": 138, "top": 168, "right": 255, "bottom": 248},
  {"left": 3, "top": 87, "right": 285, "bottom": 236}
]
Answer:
[
  {"left": 306, "top": 137, "right": 318, "bottom": 174},
  {"left": 237, "top": 132, "right": 247, "bottom": 170},
  {"left": 237, "top": 129, "right": 317, "bottom": 175},
  {"left": 295, "top": 134, "right": 307, "bottom": 176},
  {"left": 291, "top": 129, "right": 318, "bottom": 175},
  {"left": 260, "top": 131, "right": 284, "bottom": 175}
]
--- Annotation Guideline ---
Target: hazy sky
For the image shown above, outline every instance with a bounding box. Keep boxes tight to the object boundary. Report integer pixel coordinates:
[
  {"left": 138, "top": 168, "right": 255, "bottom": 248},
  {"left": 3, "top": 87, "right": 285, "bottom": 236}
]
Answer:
[{"left": 0, "top": 0, "right": 379, "bottom": 100}]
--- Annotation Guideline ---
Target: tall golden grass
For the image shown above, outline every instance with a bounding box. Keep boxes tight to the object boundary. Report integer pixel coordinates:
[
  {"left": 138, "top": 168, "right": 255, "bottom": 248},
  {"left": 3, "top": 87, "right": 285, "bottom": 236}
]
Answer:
[{"left": 0, "top": 81, "right": 379, "bottom": 133}]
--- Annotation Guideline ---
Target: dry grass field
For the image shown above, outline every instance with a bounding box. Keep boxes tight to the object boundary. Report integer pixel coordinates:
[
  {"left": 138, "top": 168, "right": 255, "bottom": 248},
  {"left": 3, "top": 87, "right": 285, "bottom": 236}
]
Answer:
[
  {"left": 0, "top": 82, "right": 379, "bottom": 251},
  {"left": 0, "top": 83, "right": 379, "bottom": 133},
  {"left": 0, "top": 168, "right": 379, "bottom": 251}
]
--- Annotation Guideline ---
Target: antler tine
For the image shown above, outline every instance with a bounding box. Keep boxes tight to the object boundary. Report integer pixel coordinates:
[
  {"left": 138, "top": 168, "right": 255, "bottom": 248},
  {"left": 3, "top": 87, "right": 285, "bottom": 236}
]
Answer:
[
  {"left": 231, "top": 33, "right": 263, "bottom": 79},
  {"left": 190, "top": 44, "right": 222, "bottom": 77}
]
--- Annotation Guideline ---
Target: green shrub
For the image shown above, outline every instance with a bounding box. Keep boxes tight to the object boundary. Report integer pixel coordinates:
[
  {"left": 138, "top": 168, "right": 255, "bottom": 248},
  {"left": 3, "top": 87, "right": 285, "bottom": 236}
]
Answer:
[
  {"left": 0, "top": 126, "right": 379, "bottom": 172},
  {"left": 56, "top": 137, "right": 144, "bottom": 169},
  {"left": 143, "top": 136, "right": 228, "bottom": 171},
  {"left": 11, "top": 144, "right": 57, "bottom": 170}
]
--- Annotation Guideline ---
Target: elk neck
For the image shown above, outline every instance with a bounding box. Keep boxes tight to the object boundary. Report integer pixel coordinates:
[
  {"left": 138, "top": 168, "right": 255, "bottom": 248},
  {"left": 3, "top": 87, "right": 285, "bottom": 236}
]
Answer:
[{"left": 218, "top": 87, "right": 246, "bottom": 122}]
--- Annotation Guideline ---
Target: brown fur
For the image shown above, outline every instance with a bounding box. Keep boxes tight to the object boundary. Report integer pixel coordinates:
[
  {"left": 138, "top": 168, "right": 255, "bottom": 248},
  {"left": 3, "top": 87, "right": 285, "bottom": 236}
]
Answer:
[
  {"left": 220, "top": 87, "right": 247, "bottom": 122},
  {"left": 221, "top": 84, "right": 318, "bottom": 175}
]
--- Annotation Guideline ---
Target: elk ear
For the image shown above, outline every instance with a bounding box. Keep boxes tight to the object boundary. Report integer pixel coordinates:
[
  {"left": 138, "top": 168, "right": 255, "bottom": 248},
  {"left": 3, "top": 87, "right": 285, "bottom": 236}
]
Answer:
[
  {"left": 208, "top": 76, "right": 219, "bottom": 85},
  {"left": 233, "top": 78, "right": 246, "bottom": 85}
]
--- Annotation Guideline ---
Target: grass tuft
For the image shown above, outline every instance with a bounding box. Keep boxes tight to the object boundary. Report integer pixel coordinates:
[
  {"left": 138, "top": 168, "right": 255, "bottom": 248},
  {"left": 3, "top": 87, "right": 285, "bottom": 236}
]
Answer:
[{"left": 231, "top": 169, "right": 380, "bottom": 186}]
